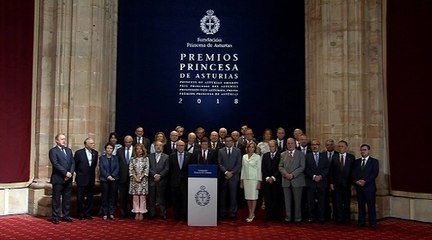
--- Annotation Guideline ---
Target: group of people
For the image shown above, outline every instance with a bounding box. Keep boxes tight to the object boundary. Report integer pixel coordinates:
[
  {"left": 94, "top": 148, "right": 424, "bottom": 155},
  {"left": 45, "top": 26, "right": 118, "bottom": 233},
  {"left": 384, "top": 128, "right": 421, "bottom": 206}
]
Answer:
[{"left": 49, "top": 125, "right": 379, "bottom": 230}]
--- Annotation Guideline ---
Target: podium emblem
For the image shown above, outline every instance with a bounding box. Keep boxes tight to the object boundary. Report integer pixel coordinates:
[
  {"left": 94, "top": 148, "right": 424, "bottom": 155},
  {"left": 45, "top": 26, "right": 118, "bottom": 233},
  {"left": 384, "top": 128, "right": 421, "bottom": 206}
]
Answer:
[
  {"left": 195, "top": 185, "right": 211, "bottom": 206},
  {"left": 200, "top": 10, "right": 220, "bottom": 35}
]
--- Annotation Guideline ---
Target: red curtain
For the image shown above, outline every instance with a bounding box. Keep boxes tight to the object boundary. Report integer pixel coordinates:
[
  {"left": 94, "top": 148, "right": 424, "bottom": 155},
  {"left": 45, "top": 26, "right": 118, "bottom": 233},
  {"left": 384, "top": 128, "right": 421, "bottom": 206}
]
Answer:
[
  {"left": 0, "top": 0, "right": 34, "bottom": 183},
  {"left": 387, "top": 0, "right": 432, "bottom": 193}
]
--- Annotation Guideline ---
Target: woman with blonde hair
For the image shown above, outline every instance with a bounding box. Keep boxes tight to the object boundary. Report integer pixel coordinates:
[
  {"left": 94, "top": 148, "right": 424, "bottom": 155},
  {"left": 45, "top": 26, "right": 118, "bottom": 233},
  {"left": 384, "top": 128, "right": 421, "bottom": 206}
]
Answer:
[
  {"left": 240, "top": 141, "right": 262, "bottom": 222},
  {"left": 129, "top": 143, "right": 149, "bottom": 220}
]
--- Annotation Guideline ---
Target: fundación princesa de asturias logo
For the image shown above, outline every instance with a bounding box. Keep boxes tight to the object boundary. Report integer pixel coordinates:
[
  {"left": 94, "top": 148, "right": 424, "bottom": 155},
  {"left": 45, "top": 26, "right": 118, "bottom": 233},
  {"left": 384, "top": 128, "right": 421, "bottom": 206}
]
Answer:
[
  {"left": 200, "top": 9, "right": 220, "bottom": 35},
  {"left": 195, "top": 185, "right": 211, "bottom": 206}
]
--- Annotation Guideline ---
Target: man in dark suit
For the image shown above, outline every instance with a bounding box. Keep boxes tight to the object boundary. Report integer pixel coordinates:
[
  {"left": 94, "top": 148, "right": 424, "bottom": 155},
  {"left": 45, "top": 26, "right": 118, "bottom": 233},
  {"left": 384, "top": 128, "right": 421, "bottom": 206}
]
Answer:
[
  {"left": 352, "top": 144, "right": 379, "bottom": 229},
  {"left": 322, "top": 139, "right": 338, "bottom": 220},
  {"left": 194, "top": 127, "right": 206, "bottom": 145},
  {"left": 330, "top": 140, "right": 355, "bottom": 223},
  {"left": 218, "top": 136, "right": 242, "bottom": 219},
  {"left": 148, "top": 141, "right": 170, "bottom": 220},
  {"left": 231, "top": 130, "right": 246, "bottom": 155},
  {"left": 186, "top": 132, "right": 201, "bottom": 154},
  {"left": 218, "top": 127, "right": 228, "bottom": 144},
  {"left": 276, "top": 127, "right": 287, "bottom": 152},
  {"left": 74, "top": 137, "right": 98, "bottom": 220},
  {"left": 210, "top": 131, "right": 224, "bottom": 152},
  {"left": 192, "top": 137, "right": 217, "bottom": 165},
  {"left": 133, "top": 126, "right": 151, "bottom": 152},
  {"left": 117, "top": 135, "right": 133, "bottom": 218},
  {"left": 297, "top": 134, "right": 312, "bottom": 155},
  {"left": 169, "top": 140, "right": 192, "bottom": 220},
  {"left": 305, "top": 139, "right": 329, "bottom": 223},
  {"left": 163, "top": 130, "right": 179, "bottom": 155},
  {"left": 261, "top": 140, "right": 282, "bottom": 221},
  {"left": 49, "top": 133, "right": 75, "bottom": 224}
]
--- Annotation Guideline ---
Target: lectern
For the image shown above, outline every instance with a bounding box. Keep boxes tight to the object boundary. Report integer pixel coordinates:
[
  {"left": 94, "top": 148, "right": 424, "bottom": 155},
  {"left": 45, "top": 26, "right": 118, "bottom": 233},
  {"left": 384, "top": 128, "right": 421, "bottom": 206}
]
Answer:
[{"left": 187, "top": 164, "right": 218, "bottom": 226}]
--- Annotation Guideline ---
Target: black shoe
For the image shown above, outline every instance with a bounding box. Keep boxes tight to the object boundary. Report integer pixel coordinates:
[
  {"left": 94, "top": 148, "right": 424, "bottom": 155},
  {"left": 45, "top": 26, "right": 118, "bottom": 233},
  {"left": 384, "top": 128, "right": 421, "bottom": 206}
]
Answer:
[
  {"left": 161, "top": 215, "right": 167, "bottom": 220},
  {"left": 308, "top": 218, "right": 316, "bottom": 223},
  {"left": 85, "top": 215, "right": 93, "bottom": 220},
  {"left": 61, "top": 217, "right": 73, "bottom": 222},
  {"left": 357, "top": 223, "right": 366, "bottom": 227},
  {"left": 230, "top": 215, "right": 237, "bottom": 220},
  {"left": 78, "top": 216, "right": 85, "bottom": 220},
  {"left": 370, "top": 224, "right": 377, "bottom": 230},
  {"left": 52, "top": 218, "right": 59, "bottom": 224}
]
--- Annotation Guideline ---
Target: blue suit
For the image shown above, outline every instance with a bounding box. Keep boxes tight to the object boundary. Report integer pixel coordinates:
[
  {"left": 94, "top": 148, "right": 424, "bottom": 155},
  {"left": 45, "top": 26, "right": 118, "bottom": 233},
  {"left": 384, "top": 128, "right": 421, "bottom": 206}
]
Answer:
[
  {"left": 352, "top": 156, "right": 379, "bottom": 227},
  {"left": 99, "top": 154, "right": 120, "bottom": 216},
  {"left": 49, "top": 145, "right": 75, "bottom": 220}
]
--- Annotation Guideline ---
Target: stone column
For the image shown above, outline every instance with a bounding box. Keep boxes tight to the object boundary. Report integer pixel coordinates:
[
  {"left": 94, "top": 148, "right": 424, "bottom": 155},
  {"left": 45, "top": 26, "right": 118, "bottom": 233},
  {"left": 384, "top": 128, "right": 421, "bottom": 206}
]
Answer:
[
  {"left": 305, "top": 0, "right": 389, "bottom": 217},
  {"left": 31, "top": 0, "right": 117, "bottom": 214}
]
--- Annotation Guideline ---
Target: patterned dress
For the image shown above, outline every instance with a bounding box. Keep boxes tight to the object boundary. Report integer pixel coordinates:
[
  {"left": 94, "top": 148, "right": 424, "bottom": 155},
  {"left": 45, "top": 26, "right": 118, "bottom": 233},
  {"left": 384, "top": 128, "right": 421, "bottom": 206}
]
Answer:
[{"left": 129, "top": 156, "right": 149, "bottom": 195}]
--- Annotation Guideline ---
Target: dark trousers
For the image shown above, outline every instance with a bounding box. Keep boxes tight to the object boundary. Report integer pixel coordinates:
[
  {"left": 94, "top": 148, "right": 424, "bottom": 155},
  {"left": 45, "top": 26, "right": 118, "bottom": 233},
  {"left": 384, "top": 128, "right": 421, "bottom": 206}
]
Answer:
[
  {"left": 171, "top": 184, "right": 187, "bottom": 219},
  {"left": 334, "top": 185, "right": 351, "bottom": 222},
  {"left": 149, "top": 185, "right": 167, "bottom": 217},
  {"left": 118, "top": 181, "right": 131, "bottom": 217},
  {"left": 356, "top": 188, "right": 376, "bottom": 226},
  {"left": 52, "top": 181, "right": 72, "bottom": 219},
  {"left": 262, "top": 182, "right": 281, "bottom": 220},
  {"left": 101, "top": 180, "right": 118, "bottom": 215},
  {"left": 307, "top": 185, "right": 326, "bottom": 221},
  {"left": 77, "top": 184, "right": 95, "bottom": 217},
  {"left": 219, "top": 178, "right": 239, "bottom": 217}
]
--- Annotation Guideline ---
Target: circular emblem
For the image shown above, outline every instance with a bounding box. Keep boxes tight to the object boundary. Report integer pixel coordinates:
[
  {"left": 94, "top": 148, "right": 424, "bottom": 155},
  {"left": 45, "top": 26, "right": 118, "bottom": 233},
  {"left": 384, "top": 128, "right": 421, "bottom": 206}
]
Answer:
[
  {"left": 195, "top": 185, "right": 211, "bottom": 206},
  {"left": 200, "top": 9, "right": 220, "bottom": 35}
]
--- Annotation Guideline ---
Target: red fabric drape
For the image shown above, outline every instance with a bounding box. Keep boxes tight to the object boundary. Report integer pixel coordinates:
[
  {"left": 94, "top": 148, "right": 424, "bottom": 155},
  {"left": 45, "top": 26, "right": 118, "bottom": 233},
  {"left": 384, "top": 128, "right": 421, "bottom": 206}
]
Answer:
[
  {"left": 387, "top": 0, "right": 432, "bottom": 193},
  {"left": 0, "top": 0, "right": 34, "bottom": 183}
]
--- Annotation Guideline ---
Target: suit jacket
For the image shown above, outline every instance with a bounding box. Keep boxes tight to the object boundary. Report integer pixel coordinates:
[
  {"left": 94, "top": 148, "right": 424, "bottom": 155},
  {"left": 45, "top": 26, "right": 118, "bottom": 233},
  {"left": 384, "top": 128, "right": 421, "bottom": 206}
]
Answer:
[
  {"left": 296, "top": 145, "right": 312, "bottom": 155},
  {"left": 305, "top": 152, "right": 329, "bottom": 188},
  {"left": 148, "top": 152, "right": 170, "bottom": 187},
  {"left": 163, "top": 141, "right": 177, "bottom": 155},
  {"left": 117, "top": 146, "right": 133, "bottom": 184},
  {"left": 233, "top": 140, "right": 246, "bottom": 155},
  {"left": 329, "top": 152, "right": 355, "bottom": 188},
  {"left": 186, "top": 142, "right": 201, "bottom": 154},
  {"left": 99, "top": 154, "right": 120, "bottom": 182},
  {"left": 218, "top": 147, "right": 242, "bottom": 180},
  {"left": 49, "top": 146, "right": 75, "bottom": 184},
  {"left": 322, "top": 150, "right": 338, "bottom": 165},
  {"left": 276, "top": 138, "right": 287, "bottom": 152},
  {"left": 261, "top": 151, "right": 281, "bottom": 182},
  {"left": 279, "top": 149, "right": 306, "bottom": 187},
  {"left": 352, "top": 157, "right": 379, "bottom": 192},
  {"left": 133, "top": 136, "right": 151, "bottom": 152},
  {"left": 169, "top": 151, "right": 192, "bottom": 188},
  {"left": 74, "top": 148, "right": 98, "bottom": 186},
  {"left": 192, "top": 148, "right": 217, "bottom": 165}
]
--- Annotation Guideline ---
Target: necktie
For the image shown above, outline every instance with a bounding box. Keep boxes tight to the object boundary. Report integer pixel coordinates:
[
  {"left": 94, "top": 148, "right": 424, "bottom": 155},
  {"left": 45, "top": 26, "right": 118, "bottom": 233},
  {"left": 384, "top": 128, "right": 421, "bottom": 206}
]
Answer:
[
  {"left": 288, "top": 151, "right": 293, "bottom": 160},
  {"left": 156, "top": 154, "right": 160, "bottom": 163},
  {"left": 228, "top": 148, "right": 231, "bottom": 156},
  {"left": 62, "top": 147, "right": 67, "bottom": 158},
  {"left": 279, "top": 141, "right": 283, "bottom": 150},
  {"left": 212, "top": 142, "right": 216, "bottom": 149},
  {"left": 271, "top": 152, "right": 275, "bottom": 159},
  {"left": 138, "top": 137, "right": 141, "bottom": 144},
  {"left": 361, "top": 158, "right": 365, "bottom": 170},
  {"left": 303, "top": 148, "right": 307, "bottom": 155},
  {"left": 314, "top": 153, "right": 319, "bottom": 166},
  {"left": 172, "top": 142, "right": 175, "bottom": 150},
  {"left": 328, "top": 151, "right": 332, "bottom": 160},
  {"left": 178, "top": 153, "right": 184, "bottom": 169},
  {"left": 340, "top": 154, "right": 344, "bottom": 170},
  {"left": 202, "top": 150, "right": 206, "bottom": 163},
  {"left": 126, "top": 147, "right": 130, "bottom": 164}
]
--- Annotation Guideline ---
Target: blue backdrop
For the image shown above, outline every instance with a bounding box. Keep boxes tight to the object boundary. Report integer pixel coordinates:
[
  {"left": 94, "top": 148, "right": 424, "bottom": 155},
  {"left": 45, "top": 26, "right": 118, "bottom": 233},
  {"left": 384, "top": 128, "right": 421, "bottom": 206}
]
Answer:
[{"left": 116, "top": 0, "right": 305, "bottom": 141}]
